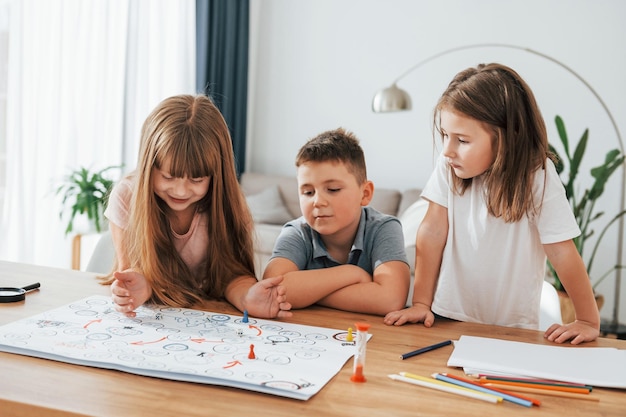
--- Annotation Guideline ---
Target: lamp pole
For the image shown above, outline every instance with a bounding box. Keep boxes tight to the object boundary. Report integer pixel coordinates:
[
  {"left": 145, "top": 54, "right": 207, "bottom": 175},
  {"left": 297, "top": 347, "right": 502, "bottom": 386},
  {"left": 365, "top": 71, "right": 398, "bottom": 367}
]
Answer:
[{"left": 373, "top": 43, "right": 625, "bottom": 335}]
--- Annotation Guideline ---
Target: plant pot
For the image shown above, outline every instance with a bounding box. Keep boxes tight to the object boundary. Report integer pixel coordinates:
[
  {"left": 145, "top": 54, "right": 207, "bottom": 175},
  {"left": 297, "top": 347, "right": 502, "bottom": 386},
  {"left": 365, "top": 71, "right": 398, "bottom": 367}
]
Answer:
[
  {"left": 557, "top": 291, "right": 605, "bottom": 324},
  {"left": 71, "top": 210, "right": 108, "bottom": 235}
]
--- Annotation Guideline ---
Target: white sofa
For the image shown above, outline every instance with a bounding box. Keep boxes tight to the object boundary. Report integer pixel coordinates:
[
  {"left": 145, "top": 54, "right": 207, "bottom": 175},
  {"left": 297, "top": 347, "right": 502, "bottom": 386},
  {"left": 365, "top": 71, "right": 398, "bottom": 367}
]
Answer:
[{"left": 240, "top": 172, "right": 426, "bottom": 304}]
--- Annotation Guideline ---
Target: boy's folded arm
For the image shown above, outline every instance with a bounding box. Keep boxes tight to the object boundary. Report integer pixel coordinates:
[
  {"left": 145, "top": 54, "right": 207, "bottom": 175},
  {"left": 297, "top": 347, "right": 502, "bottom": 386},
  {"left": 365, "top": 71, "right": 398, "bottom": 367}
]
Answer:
[
  {"left": 318, "top": 261, "right": 410, "bottom": 315},
  {"left": 263, "top": 258, "right": 370, "bottom": 309}
]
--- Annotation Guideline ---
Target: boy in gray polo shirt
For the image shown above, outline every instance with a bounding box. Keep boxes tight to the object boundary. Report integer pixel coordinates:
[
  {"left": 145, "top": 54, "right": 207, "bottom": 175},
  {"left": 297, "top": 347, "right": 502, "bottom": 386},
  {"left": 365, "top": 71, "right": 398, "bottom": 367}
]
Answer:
[{"left": 262, "top": 128, "right": 410, "bottom": 316}]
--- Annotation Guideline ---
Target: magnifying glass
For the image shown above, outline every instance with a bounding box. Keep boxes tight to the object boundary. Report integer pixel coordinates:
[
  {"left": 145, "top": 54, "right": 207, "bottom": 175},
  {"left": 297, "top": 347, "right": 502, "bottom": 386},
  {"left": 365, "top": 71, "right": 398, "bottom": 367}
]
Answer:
[{"left": 0, "top": 283, "right": 41, "bottom": 303}]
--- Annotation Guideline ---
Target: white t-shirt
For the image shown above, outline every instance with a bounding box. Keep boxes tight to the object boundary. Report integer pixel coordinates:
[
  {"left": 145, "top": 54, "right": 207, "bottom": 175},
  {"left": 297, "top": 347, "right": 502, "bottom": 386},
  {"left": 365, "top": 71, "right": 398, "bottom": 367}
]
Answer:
[
  {"left": 104, "top": 176, "right": 209, "bottom": 277},
  {"left": 423, "top": 155, "right": 579, "bottom": 329}
]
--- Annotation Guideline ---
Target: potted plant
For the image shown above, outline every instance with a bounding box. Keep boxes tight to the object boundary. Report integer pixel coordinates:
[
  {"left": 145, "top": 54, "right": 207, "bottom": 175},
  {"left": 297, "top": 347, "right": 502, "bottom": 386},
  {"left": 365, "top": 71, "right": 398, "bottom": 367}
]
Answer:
[
  {"left": 56, "top": 165, "right": 121, "bottom": 235},
  {"left": 547, "top": 115, "right": 626, "bottom": 321}
]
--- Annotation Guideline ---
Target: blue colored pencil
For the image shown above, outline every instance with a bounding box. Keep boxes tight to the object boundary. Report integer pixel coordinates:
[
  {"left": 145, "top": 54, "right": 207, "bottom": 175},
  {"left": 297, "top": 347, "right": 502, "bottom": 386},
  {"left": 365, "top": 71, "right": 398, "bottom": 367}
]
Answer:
[{"left": 433, "top": 373, "right": 533, "bottom": 407}]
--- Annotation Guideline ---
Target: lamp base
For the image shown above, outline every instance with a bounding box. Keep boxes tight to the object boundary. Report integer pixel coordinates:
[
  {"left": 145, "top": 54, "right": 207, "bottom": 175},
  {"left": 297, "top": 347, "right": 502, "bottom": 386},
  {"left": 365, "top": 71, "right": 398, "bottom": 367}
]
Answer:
[{"left": 600, "top": 319, "right": 626, "bottom": 340}]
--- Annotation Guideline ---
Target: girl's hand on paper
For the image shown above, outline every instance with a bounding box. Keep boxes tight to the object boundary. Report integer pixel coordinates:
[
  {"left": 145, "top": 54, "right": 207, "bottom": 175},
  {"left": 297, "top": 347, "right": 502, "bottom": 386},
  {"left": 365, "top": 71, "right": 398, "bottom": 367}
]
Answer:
[
  {"left": 242, "top": 275, "right": 293, "bottom": 319},
  {"left": 111, "top": 269, "right": 152, "bottom": 317},
  {"left": 544, "top": 321, "right": 600, "bottom": 345},
  {"left": 383, "top": 303, "right": 435, "bottom": 327}
]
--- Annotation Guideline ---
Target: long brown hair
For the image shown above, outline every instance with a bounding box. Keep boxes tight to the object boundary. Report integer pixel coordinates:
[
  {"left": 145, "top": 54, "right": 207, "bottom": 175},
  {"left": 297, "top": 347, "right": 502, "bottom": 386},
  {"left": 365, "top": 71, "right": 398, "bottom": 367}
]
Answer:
[
  {"left": 106, "top": 95, "right": 255, "bottom": 307},
  {"left": 433, "top": 63, "right": 553, "bottom": 222}
]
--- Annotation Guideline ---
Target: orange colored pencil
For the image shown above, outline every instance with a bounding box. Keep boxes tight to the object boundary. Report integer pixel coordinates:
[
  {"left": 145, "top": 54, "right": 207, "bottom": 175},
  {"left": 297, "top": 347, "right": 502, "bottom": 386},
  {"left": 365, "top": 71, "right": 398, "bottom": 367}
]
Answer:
[
  {"left": 439, "top": 373, "right": 540, "bottom": 406},
  {"left": 483, "top": 383, "right": 600, "bottom": 402},
  {"left": 476, "top": 375, "right": 592, "bottom": 391},
  {"left": 478, "top": 379, "right": 590, "bottom": 394}
]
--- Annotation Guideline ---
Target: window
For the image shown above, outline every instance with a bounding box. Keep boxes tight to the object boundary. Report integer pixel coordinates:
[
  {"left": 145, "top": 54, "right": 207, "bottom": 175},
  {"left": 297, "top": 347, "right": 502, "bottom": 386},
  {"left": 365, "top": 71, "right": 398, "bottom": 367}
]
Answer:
[{"left": 0, "top": 8, "right": 8, "bottom": 219}]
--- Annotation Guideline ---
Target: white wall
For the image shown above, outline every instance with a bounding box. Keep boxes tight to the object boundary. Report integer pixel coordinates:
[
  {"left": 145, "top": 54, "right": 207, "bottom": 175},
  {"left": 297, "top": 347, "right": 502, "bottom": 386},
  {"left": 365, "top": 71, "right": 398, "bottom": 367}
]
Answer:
[{"left": 247, "top": 0, "right": 626, "bottom": 324}]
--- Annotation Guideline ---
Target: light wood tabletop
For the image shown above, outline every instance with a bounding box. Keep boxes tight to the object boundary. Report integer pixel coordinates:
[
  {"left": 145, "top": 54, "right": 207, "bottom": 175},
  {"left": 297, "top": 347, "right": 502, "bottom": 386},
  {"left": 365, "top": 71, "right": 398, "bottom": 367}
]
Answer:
[{"left": 1, "top": 260, "right": 624, "bottom": 417}]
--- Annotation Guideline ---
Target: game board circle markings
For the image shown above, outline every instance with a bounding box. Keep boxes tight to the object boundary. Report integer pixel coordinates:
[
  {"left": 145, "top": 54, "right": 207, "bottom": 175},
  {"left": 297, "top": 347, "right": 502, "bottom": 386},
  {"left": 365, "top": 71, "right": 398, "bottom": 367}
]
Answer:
[
  {"left": 261, "top": 380, "right": 302, "bottom": 391},
  {"left": 260, "top": 324, "right": 283, "bottom": 331},
  {"left": 141, "top": 322, "right": 165, "bottom": 329},
  {"left": 85, "top": 298, "right": 109, "bottom": 306},
  {"left": 163, "top": 343, "right": 188, "bottom": 351},
  {"left": 155, "top": 328, "right": 180, "bottom": 334},
  {"left": 245, "top": 371, "right": 273, "bottom": 380},
  {"left": 86, "top": 333, "right": 112, "bottom": 341},
  {"left": 291, "top": 338, "right": 314, "bottom": 346},
  {"left": 295, "top": 350, "right": 321, "bottom": 360},
  {"left": 305, "top": 333, "right": 328, "bottom": 340},
  {"left": 143, "top": 349, "right": 169, "bottom": 357},
  {"left": 266, "top": 335, "right": 290, "bottom": 343},
  {"left": 212, "top": 344, "right": 238, "bottom": 354},
  {"left": 117, "top": 353, "right": 145, "bottom": 362},
  {"left": 209, "top": 314, "right": 230, "bottom": 322},
  {"left": 263, "top": 353, "right": 290, "bottom": 365},
  {"left": 74, "top": 309, "right": 98, "bottom": 316}
]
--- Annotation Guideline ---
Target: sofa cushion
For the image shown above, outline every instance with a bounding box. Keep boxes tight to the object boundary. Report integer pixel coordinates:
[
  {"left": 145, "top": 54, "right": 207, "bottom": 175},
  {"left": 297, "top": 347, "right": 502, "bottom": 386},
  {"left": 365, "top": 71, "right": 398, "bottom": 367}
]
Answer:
[
  {"left": 252, "top": 223, "right": 284, "bottom": 255},
  {"left": 369, "top": 188, "right": 401, "bottom": 215},
  {"left": 245, "top": 185, "right": 294, "bottom": 225},
  {"left": 398, "top": 189, "right": 423, "bottom": 217},
  {"left": 240, "top": 172, "right": 301, "bottom": 218},
  {"left": 399, "top": 199, "right": 428, "bottom": 274}
]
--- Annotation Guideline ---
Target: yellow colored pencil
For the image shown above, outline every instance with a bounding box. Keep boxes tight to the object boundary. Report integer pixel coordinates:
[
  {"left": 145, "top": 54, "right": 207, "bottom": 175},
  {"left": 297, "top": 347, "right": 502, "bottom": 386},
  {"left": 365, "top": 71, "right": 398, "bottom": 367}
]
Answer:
[
  {"left": 389, "top": 374, "right": 502, "bottom": 403},
  {"left": 400, "top": 372, "right": 503, "bottom": 401}
]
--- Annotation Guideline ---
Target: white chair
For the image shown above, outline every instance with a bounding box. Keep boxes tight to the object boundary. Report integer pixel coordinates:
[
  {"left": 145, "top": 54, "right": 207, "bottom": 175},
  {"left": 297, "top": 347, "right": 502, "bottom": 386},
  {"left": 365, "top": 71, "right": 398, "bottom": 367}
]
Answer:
[
  {"left": 539, "top": 280, "right": 563, "bottom": 331},
  {"left": 85, "top": 231, "right": 115, "bottom": 274}
]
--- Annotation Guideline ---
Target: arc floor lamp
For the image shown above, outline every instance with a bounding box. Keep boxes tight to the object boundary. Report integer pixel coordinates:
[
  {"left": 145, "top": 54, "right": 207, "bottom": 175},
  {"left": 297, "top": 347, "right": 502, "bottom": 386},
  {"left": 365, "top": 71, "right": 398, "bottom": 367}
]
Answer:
[{"left": 372, "top": 43, "right": 625, "bottom": 337}]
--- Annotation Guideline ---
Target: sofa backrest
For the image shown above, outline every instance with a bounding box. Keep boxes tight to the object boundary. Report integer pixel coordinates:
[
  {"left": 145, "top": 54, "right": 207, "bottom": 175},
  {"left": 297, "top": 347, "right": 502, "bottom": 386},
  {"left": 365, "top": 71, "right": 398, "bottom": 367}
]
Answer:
[{"left": 240, "top": 172, "right": 421, "bottom": 222}]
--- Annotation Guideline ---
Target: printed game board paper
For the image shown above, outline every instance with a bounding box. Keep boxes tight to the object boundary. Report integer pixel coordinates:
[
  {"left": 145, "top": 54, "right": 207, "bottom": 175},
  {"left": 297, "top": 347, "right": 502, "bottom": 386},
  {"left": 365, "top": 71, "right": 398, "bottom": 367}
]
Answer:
[
  {"left": 447, "top": 335, "right": 626, "bottom": 389},
  {"left": 0, "top": 295, "right": 369, "bottom": 400}
]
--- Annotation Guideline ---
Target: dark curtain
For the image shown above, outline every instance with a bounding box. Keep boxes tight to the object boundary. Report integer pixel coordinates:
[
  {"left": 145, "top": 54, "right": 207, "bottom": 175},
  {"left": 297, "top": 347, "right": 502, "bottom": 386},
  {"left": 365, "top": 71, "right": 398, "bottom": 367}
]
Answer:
[{"left": 196, "top": 0, "right": 249, "bottom": 177}]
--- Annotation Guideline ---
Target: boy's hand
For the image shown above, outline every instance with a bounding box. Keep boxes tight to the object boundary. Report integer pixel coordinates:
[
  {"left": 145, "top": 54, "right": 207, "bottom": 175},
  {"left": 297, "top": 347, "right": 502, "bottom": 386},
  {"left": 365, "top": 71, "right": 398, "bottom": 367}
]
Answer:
[
  {"left": 111, "top": 269, "right": 152, "bottom": 317},
  {"left": 383, "top": 303, "right": 435, "bottom": 327},
  {"left": 244, "top": 276, "right": 293, "bottom": 319},
  {"left": 544, "top": 321, "right": 600, "bottom": 345}
]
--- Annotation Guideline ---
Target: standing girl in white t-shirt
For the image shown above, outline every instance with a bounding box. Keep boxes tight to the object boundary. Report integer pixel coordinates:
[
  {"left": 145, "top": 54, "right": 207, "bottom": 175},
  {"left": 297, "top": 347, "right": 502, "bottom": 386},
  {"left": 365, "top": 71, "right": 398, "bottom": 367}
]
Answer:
[
  {"left": 384, "top": 63, "right": 600, "bottom": 344},
  {"left": 102, "top": 94, "right": 291, "bottom": 319}
]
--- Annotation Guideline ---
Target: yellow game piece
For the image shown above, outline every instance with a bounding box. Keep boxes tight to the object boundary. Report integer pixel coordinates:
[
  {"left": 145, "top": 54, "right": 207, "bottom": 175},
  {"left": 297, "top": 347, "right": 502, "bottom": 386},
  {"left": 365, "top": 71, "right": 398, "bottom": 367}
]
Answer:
[{"left": 346, "top": 327, "right": 353, "bottom": 342}]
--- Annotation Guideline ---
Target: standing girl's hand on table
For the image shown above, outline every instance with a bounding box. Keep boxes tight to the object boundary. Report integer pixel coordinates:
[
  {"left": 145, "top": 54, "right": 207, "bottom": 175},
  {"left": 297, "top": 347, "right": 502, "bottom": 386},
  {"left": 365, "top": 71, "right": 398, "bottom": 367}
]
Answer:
[
  {"left": 383, "top": 303, "right": 435, "bottom": 327},
  {"left": 544, "top": 321, "right": 600, "bottom": 345},
  {"left": 111, "top": 269, "right": 153, "bottom": 317}
]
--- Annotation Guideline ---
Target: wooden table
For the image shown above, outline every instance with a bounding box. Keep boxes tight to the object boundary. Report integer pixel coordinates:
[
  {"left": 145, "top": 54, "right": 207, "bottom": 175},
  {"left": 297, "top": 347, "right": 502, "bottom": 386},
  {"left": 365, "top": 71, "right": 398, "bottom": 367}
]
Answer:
[{"left": 1, "top": 260, "right": 624, "bottom": 417}]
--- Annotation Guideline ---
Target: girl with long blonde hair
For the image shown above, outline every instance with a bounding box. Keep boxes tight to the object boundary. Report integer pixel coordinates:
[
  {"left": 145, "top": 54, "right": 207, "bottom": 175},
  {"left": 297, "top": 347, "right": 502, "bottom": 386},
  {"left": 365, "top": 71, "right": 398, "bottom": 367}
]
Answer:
[{"left": 103, "top": 94, "right": 291, "bottom": 319}]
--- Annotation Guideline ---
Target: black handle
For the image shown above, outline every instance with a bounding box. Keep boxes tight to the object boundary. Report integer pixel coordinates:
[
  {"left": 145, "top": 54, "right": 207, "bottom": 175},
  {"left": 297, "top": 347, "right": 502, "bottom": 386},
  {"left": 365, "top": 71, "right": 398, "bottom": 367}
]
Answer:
[{"left": 21, "top": 282, "right": 41, "bottom": 292}]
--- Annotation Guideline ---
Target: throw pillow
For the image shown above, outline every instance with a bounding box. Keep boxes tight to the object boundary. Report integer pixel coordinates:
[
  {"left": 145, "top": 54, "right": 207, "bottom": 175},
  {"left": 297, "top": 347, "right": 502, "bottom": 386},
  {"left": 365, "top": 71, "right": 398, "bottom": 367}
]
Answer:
[
  {"left": 399, "top": 199, "right": 428, "bottom": 247},
  {"left": 246, "top": 186, "right": 293, "bottom": 225}
]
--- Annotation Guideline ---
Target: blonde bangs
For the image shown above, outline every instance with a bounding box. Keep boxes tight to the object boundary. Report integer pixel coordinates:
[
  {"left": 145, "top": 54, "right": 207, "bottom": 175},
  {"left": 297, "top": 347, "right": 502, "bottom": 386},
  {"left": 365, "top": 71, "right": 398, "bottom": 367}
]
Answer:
[{"left": 154, "top": 128, "right": 217, "bottom": 179}]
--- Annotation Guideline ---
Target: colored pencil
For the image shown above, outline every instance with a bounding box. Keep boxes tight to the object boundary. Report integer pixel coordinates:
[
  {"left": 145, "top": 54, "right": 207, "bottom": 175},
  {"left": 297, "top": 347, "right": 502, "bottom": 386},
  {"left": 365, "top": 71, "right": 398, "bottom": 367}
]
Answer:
[
  {"left": 478, "top": 378, "right": 591, "bottom": 394},
  {"left": 473, "top": 373, "right": 592, "bottom": 389},
  {"left": 482, "top": 383, "right": 600, "bottom": 402},
  {"left": 388, "top": 374, "right": 501, "bottom": 403},
  {"left": 399, "top": 372, "right": 503, "bottom": 402},
  {"left": 433, "top": 373, "right": 533, "bottom": 407},
  {"left": 441, "top": 372, "right": 540, "bottom": 406},
  {"left": 399, "top": 339, "right": 452, "bottom": 360}
]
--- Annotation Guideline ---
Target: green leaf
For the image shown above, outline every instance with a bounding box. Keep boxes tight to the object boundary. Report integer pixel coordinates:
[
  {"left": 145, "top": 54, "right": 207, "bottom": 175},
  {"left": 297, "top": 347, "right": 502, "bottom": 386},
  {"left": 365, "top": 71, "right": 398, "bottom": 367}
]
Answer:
[
  {"left": 55, "top": 164, "right": 123, "bottom": 236},
  {"left": 548, "top": 116, "right": 625, "bottom": 292}
]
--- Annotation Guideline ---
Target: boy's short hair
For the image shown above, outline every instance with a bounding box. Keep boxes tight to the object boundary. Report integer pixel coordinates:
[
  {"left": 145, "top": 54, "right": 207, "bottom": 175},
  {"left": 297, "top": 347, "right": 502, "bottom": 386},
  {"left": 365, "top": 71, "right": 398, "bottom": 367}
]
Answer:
[{"left": 295, "top": 128, "right": 367, "bottom": 184}]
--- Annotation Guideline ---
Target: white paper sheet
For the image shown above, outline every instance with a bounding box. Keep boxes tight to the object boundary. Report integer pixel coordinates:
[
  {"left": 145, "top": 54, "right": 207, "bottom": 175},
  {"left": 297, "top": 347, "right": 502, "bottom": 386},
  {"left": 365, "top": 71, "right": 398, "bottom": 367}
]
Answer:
[
  {"left": 447, "top": 335, "right": 626, "bottom": 388},
  {"left": 0, "top": 295, "right": 367, "bottom": 400}
]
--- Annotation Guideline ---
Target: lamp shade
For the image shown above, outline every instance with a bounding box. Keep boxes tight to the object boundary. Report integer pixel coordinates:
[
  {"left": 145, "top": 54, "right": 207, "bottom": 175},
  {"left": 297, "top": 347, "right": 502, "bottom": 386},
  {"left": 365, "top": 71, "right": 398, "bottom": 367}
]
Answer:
[{"left": 372, "top": 83, "right": 412, "bottom": 112}]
